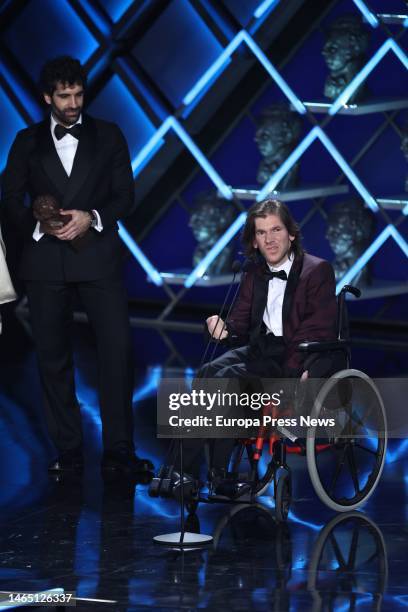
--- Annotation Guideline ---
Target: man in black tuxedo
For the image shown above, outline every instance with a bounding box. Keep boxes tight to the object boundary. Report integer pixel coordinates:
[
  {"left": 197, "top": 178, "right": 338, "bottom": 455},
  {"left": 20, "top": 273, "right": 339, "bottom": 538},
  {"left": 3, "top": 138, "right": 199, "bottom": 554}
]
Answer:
[{"left": 1, "top": 56, "right": 153, "bottom": 475}]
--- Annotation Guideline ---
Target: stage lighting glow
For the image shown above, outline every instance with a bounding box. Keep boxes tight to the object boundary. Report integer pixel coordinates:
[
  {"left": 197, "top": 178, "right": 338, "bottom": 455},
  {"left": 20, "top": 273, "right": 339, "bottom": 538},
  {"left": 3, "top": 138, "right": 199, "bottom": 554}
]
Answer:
[
  {"left": 329, "top": 39, "right": 408, "bottom": 116},
  {"left": 184, "top": 212, "right": 247, "bottom": 288},
  {"left": 0, "top": 61, "right": 41, "bottom": 124},
  {"left": 335, "top": 597, "right": 374, "bottom": 612},
  {"left": 253, "top": 0, "right": 280, "bottom": 19},
  {"left": 76, "top": 0, "right": 110, "bottom": 36},
  {"left": 118, "top": 222, "right": 163, "bottom": 286},
  {"left": 0, "top": 86, "right": 28, "bottom": 173},
  {"left": 132, "top": 366, "right": 162, "bottom": 402},
  {"left": 387, "top": 440, "right": 408, "bottom": 463},
  {"left": 132, "top": 117, "right": 233, "bottom": 200},
  {"left": 352, "top": 0, "right": 379, "bottom": 28},
  {"left": 102, "top": 0, "right": 134, "bottom": 23},
  {"left": 131, "top": 118, "right": 168, "bottom": 176},
  {"left": 182, "top": 30, "right": 306, "bottom": 115},
  {"left": 75, "top": 509, "right": 100, "bottom": 583},
  {"left": 171, "top": 118, "right": 233, "bottom": 200},
  {"left": 257, "top": 126, "right": 378, "bottom": 212},
  {"left": 336, "top": 225, "right": 408, "bottom": 292}
]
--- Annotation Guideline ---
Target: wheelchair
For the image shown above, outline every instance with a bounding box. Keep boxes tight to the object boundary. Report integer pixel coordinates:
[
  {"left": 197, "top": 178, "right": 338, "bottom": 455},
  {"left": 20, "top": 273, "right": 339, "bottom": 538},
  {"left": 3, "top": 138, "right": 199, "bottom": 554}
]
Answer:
[{"left": 150, "top": 285, "right": 388, "bottom": 521}]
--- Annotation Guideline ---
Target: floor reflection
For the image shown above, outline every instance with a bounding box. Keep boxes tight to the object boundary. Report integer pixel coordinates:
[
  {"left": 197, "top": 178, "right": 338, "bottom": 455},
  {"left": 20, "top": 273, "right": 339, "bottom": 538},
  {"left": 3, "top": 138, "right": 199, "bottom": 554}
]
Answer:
[
  {"left": 0, "top": 471, "right": 403, "bottom": 610},
  {"left": 0, "top": 323, "right": 407, "bottom": 609}
]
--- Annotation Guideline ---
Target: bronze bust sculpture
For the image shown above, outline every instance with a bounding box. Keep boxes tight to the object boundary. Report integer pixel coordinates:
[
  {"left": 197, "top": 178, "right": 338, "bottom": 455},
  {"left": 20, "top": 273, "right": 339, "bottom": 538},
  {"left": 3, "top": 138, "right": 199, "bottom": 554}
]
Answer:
[
  {"left": 326, "top": 199, "right": 376, "bottom": 286},
  {"left": 255, "top": 104, "right": 302, "bottom": 190},
  {"left": 189, "top": 192, "right": 236, "bottom": 275},
  {"left": 323, "top": 15, "right": 370, "bottom": 103}
]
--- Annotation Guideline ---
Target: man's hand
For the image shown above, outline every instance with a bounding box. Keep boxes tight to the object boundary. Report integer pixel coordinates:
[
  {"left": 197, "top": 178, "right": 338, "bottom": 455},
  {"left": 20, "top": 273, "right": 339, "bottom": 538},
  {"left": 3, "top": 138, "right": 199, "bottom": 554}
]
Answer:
[
  {"left": 53, "top": 210, "right": 92, "bottom": 241},
  {"left": 206, "top": 315, "right": 228, "bottom": 340},
  {"left": 40, "top": 219, "right": 64, "bottom": 235}
]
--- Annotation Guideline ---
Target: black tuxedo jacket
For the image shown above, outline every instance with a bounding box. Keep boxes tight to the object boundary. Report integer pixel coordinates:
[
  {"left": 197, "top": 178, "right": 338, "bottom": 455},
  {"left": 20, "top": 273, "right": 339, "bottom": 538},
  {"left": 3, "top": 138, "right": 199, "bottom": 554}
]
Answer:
[
  {"left": 1, "top": 114, "right": 134, "bottom": 281},
  {"left": 227, "top": 253, "right": 338, "bottom": 373}
]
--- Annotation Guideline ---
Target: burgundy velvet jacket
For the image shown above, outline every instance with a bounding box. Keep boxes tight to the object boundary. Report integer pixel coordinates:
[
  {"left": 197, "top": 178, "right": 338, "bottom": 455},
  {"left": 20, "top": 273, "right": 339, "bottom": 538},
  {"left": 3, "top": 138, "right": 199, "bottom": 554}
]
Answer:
[{"left": 226, "top": 252, "right": 337, "bottom": 372}]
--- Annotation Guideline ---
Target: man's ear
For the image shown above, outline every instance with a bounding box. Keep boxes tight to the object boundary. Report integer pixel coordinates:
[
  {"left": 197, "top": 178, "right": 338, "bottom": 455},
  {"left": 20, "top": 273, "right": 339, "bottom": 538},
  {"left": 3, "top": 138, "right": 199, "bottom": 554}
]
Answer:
[{"left": 43, "top": 93, "right": 52, "bottom": 105}]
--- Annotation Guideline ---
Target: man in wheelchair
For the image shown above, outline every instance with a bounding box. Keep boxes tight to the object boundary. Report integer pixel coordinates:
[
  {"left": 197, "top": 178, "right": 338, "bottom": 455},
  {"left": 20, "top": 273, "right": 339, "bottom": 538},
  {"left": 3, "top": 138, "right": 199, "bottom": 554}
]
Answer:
[{"left": 154, "top": 198, "right": 348, "bottom": 502}]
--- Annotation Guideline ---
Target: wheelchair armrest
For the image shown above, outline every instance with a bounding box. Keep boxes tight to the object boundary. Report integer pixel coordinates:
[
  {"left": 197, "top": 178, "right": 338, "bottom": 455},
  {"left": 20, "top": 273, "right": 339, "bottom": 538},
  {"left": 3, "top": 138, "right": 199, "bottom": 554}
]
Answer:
[{"left": 298, "top": 339, "right": 350, "bottom": 353}]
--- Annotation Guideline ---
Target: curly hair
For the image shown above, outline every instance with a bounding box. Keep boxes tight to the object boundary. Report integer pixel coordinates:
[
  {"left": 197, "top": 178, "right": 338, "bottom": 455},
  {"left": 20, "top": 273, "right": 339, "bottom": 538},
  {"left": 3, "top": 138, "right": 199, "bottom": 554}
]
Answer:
[
  {"left": 242, "top": 198, "right": 303, "bottom": 259},
  {"left": 39, "top": 56, "right": 87, "bottom": 95}
]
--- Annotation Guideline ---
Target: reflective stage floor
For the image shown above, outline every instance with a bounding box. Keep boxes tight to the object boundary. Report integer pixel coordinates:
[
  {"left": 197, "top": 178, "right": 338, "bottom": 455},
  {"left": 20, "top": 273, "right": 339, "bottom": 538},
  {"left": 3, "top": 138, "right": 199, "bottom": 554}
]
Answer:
[{"left": 0, "top": 315, "right": 407, "bottom": 611}]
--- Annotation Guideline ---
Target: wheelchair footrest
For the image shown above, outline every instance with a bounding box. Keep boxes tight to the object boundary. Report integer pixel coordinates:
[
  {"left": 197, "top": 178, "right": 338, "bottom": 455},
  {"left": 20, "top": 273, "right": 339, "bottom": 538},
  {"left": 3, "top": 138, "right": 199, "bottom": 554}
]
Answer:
[{"left": 207, "top": 491, "right": 254, "bottom": 504}]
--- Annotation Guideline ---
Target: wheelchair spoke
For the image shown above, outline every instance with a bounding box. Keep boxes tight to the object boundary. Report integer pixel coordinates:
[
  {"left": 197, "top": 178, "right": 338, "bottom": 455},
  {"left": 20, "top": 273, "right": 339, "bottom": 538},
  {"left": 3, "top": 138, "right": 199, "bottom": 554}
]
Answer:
[
  {"left": 329, "top": 533, "right": 347, "bottom": 570},
  {"left": 347, "top": 524, "right": 360, "bottom": 570},
  {"left": 354, "top": 442, "right": 378, "bottom": 456},
  {"left": 328, "top": 445, "right": 347, "bottom": 497},
  {"left": 337, "top": 414, "right": 356, "bottom": 438},
  {"left": 347, "top": 445, "right": 360, "bottom": 495},
  {"left": 348, "top": 407, "right": 370, "bottom": 431}
]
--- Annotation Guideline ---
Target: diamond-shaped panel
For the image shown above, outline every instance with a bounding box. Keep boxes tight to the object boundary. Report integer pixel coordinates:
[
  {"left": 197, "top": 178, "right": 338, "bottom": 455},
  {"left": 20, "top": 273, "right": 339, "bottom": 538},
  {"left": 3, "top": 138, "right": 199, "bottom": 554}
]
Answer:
[
  {"left": 88, "top": 75, "right": 157, "bottom": 163},
  {"left": 0, "top": 86, "right": 26, "bottom": 172},
  {"left": 3, "top": 0, "right": 99, "bottom": 76},
  {"left": 132, "top": 0, "right": 224, "bottom": 107},
  {"left": 221, "top": 0, "right": 278, "bottom": 25},
  {"left": 98, "top": 0, "right": 133, "bottom": 22}
]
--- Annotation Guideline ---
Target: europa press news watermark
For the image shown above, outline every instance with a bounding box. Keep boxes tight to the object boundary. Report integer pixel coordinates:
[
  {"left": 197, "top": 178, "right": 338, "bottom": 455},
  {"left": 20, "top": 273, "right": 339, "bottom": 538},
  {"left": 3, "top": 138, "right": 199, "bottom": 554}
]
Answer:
[{"left": 156, "top": 378, "right": 406, "bottom": 439}]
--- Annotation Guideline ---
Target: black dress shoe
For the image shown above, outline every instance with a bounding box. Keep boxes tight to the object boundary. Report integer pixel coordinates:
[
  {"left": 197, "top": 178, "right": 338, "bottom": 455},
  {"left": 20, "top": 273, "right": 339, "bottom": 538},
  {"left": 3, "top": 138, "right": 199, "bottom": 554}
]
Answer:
[
  {"left": 211, "top": 480, "right": 252, "bottom": 500},
  {"left": 48, "top": 449, "right": 83, "bottom": 473},
  {"left": 101, "top": 449, "right": 154, "bottom": 474},
  {"left": 208, "top": 468, "right": 251, "bottom": 500}
]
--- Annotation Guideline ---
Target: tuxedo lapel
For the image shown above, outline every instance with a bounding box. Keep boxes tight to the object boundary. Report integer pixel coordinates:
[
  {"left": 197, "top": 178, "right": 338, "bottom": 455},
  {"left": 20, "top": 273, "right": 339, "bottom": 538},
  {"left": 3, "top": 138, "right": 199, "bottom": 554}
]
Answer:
[
  {"left": 62, "top": 115, "right": 97, "bottom": 208},
  {"left": 37, "top": 120, "right": 69, "bottom": 198},
  {"left": 282, "top": 253, "right": 303, "bottom": 335},
  {"left": 250, "top": 262, "right": 269, "bottom": 340}
]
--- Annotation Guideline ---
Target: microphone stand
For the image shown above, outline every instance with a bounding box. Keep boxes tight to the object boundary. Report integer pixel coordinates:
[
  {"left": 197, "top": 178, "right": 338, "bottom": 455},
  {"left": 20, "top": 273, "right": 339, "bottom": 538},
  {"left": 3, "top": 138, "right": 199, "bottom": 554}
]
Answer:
[
  {"left": 153, "top": 438, "right": 213, "bottom": 547},
  {"left": 200, "top": 260, "right": 248, "bottom": 380},
  {"left": 197, "top": 260, "right": 242, "bottom": 375},
  {"left": 154, "top": 261, "right": 247, "bottom": 548}
]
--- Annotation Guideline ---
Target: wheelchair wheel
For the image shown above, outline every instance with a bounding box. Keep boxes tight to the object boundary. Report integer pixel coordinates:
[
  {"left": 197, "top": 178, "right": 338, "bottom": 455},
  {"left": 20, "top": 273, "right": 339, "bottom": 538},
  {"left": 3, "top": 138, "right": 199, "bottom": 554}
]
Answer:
[
  {"left": 307, "top": 512, "right": 388, "bottom": 603},
  {"left": 275, "top": 472, "right": 291, "bottom": 522},
  {"left": 306, "top": 369, "right": 387, "bottom": 512}
]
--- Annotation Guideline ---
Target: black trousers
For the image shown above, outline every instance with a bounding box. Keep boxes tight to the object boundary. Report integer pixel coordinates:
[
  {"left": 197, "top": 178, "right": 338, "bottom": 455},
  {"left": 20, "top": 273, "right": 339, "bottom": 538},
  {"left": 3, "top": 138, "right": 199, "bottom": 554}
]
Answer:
[
  {"left": 176, "top": 338, "right": 345, "bottom": 478},
  {"left": 26, "top": 275, "right": 134, "bottom": 453},
  {"left": 175, "top": 339, "right": 286, "bottom": 479}
]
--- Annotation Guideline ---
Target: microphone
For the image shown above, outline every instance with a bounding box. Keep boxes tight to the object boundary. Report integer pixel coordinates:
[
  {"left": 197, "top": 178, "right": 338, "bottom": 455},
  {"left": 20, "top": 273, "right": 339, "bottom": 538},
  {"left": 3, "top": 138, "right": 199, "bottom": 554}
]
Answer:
[
  {"left": 197, "top": 260, "right": 242, "bottom": 377},
  {"left": 198, "top": 259, "right": 250, "bottom": 379}
]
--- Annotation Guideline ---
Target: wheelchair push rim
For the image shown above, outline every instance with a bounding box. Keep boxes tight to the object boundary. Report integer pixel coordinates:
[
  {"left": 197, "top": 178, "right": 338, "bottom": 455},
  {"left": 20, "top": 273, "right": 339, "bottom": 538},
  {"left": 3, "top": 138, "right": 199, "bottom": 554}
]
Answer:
[{"left": 306, "top": 369, "right": 387, "bottom": 512}]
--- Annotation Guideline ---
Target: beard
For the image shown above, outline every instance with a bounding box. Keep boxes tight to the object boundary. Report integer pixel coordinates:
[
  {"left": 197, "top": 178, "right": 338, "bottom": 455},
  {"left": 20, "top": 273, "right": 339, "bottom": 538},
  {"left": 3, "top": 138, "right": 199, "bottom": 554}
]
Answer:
[{"left": 51, "top": 103, "right": 81, "bottom": 126}]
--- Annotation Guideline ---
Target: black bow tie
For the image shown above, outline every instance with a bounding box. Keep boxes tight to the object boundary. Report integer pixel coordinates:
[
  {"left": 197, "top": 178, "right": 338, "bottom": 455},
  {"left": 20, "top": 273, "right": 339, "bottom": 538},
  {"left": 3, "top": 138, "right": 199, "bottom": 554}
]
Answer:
[
  {"left": 264, "top": 269, "right": 288, "bottom": 281},
  {"left": 54, "top": 123, "right": 81, "bottom": 141}
]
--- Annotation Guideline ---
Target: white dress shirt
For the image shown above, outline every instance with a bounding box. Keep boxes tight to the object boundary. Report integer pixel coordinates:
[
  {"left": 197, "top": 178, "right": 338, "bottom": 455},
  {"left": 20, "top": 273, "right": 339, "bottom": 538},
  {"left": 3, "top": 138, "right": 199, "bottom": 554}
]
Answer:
[
  {"left": 262, "top": 253, "right": 294, "bottom": 337},
  {"left": 33, "top": 114, "right": 102, "bottom": 241}
]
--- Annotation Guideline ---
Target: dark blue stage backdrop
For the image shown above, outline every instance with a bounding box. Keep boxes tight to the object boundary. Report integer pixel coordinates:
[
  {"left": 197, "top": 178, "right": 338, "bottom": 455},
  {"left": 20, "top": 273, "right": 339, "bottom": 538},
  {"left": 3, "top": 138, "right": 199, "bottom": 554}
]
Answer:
[
  {"left": 1, "top": 0, "right": 407, "bottom": 317},
  {"left": 0, "top": 0, "right": 407, "bottom": 480}
]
